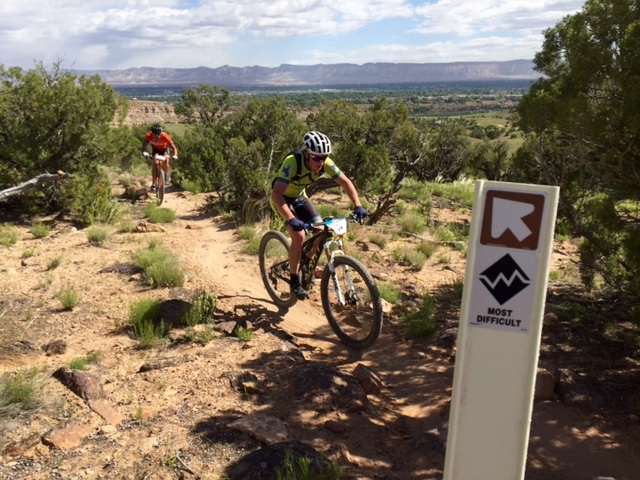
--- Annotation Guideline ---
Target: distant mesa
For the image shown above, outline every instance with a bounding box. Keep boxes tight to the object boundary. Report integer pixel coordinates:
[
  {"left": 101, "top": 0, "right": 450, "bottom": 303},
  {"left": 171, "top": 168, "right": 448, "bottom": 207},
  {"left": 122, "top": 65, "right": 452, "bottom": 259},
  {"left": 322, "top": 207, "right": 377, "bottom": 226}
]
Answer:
[{"left": 74, "top": 60, "right": 539, "bottom": 88}]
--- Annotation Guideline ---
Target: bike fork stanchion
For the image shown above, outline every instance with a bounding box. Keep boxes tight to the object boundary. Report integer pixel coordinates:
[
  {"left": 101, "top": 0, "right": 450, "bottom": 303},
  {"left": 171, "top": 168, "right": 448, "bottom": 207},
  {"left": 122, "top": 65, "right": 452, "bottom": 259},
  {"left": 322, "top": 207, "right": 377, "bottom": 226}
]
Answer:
[{"left": 329, "top": 263, "right": 346, "bottom": 305}]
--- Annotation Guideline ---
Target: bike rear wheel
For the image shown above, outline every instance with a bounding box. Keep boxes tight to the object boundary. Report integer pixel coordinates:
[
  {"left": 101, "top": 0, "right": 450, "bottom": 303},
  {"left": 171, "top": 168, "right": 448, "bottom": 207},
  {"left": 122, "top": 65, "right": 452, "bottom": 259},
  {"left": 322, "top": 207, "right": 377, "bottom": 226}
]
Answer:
[
  {"left": 156, "top": 169, "right": 165, "bottom": 205},
  {"left": 259, "top": 231, "right": 298, "bottom": 309},
  {"left": 321, "top": 255, "right": 383, "bottom": 350}
]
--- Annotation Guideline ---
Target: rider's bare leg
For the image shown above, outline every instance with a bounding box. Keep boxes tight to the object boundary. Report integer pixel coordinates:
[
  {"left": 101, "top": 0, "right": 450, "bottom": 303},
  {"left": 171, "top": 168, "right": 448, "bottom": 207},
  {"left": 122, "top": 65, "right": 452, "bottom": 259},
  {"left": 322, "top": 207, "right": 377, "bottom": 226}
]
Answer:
[{"left": 288, "top": 227, "right": 304, "bottom": 275}]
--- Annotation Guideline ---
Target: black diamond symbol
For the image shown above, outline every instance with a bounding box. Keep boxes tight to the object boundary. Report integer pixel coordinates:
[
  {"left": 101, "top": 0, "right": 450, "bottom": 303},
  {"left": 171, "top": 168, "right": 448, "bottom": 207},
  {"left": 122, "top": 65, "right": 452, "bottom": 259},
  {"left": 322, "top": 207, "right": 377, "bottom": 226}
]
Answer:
[{"left": 479, "top": 254, "right": 531, "bottom": 305}]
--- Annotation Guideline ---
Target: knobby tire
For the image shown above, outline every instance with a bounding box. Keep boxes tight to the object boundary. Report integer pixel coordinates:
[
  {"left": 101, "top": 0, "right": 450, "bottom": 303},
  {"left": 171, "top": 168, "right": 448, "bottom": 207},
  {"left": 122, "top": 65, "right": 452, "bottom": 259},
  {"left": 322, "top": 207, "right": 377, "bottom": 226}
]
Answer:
[
  {"left": 320, "top": 255, "right": 383, "bottom": 350},
  {"left": 156, "top": 169, "right": 165, "bottom": 205},
  {"left": 259, "top": 231, "right": 298, "bottom": 309}
]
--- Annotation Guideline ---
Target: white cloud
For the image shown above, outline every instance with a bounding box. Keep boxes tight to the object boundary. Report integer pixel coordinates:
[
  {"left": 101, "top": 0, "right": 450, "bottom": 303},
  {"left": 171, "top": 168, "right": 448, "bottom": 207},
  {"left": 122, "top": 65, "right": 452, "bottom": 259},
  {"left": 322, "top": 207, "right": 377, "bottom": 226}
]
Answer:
[
  {"left": 0, "top": 0, "right": 584, "bottom": 70},
  {"left": 300, "top": 33, "right": 545, "bottom": 65},
  {"left": 413, "top": 0, "right": 584, "bottom": 36}
]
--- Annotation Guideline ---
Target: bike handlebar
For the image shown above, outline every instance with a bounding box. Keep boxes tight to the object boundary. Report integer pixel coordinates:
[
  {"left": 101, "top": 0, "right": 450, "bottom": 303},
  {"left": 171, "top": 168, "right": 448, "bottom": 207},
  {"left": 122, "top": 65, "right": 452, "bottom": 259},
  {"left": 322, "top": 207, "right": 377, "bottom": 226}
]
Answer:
[
  {"left": 143, "top": 152, "right": 178, "bottom": 161},
  {"left": 304, "top": 214, "right": 363, "bottom": 232}
]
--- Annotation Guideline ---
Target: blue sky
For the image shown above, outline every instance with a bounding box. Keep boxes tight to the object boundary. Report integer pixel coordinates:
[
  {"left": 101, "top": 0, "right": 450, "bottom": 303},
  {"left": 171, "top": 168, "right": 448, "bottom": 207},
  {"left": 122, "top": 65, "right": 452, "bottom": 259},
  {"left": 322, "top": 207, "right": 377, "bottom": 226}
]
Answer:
[{"left": 0, "top": 0, "right": 585, "bottom": 71}]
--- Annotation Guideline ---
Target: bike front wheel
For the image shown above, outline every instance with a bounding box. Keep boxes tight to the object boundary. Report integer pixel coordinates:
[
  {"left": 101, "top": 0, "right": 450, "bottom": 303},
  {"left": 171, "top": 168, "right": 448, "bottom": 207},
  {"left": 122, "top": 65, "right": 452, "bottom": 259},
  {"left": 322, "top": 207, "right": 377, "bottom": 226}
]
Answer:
[
  {"left": 321, "top": 255, "right": 383, "bottom": 350},
  {"left": 156, "top": 169, "right": 165, "bottom": 205},
  {"left": 259, "top": 231, "right": 298, "bottom": 309}
]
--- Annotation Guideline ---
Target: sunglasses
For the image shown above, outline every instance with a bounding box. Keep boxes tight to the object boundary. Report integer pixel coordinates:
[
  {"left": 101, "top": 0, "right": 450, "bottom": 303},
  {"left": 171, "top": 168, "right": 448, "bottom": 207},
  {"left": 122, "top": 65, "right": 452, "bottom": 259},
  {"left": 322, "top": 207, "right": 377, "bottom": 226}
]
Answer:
[{"left": 310, "top": 155, "right": 327, "bottom": 163}]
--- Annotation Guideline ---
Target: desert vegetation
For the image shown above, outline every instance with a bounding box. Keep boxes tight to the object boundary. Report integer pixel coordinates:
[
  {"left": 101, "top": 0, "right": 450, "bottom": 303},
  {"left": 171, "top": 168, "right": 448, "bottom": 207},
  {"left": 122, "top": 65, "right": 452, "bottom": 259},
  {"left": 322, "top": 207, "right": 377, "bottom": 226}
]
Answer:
[{"left": 1, "top": 1, "right": 640, "bottom": 478}]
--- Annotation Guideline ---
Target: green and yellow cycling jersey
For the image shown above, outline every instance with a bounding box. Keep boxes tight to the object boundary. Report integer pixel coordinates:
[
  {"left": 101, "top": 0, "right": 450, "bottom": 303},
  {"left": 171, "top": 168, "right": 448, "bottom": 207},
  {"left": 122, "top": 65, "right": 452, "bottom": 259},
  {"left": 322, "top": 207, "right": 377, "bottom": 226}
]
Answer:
[{"left": 272, "top": 152, "right": 342, "bottom": 198}]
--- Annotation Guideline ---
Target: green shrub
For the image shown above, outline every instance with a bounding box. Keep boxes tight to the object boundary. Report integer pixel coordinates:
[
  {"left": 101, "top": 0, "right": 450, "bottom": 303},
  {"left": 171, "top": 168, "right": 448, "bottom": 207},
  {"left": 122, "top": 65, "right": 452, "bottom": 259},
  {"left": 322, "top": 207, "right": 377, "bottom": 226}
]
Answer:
[
  {"left": 237, "top": 222, "right": 261, "bottom": 254},
  {"left": 119, "top": 216, "right": 136, "bottom": 233},
  {"left": 398, "top": 178, "right": 430, "bottom": 201},
  {"left": 133, "top": 243, "right": 170, "bottom": 270},
  {"left": 392, "top": 245, "right": 427, "bottom": 270},
  {"left": 0, "top": 368, "right": 43, "bottom": 416},
  {"left": 393, "top": 200, "right": 408, "bottom": 216},
  {"left": 181, "top": 179, "right": 203, "bottom": 194},
  {"left": 58, "top": 287, "right": 80, "bottom": 311},
  {"left": 30, "top": 223, "right": 51, "bottom": 239},
  {"left": 61, "top": 174, "right": 123, "bottom": 226},
  {"left": 416, "top": 241, "right": 436, "bottom": 258},
  {"left": 145, "top": 260, "right": 185, "bottom": 287},
  {"left": 427, "top": 178, "right": 475, "bottom": 207},
  {"left": 86, "top": 225, "right": 112, "bottom": 245},
  {"left": 436, "top": 253, "right": 451, "bottom": 265},
  {"left": 317, "top": 204, "right": 342, "bottom": 219},
  {"left": 118, "top": 174, "right": 133, "bottom": 188},
  {"left": 182, "top": 290, "right": 217, "bottom": 326},
  {"left": 144, "top": 204, "right": 176, "bottom": 223},
  {"left": 404, "top": 249, "right": 427, "bottom": 271},
  {"left": 236, "top": 326, "right": 254, "bottom": 341},
  {"left": 378, "top": 282, "right": 401, "bottom": 304},
  {"left": 186, "top": 326, "right": 217, "bottom": 345},
  {"left": 368, "top": 233, "right": 387, "bottom": 249},
  {"left": 0, "top": 223, "right": 19, "bottom": 247},
  {"left": 69, "top": 350, "right": 102, "bottom": 370},
  {"left": 402, "top": 294, "right": 438, "bottom": 338},
  {"left": 433, "top": 225, "right": 457, "bottom": 243},
  {"left": 129, "top": 298, "right": 165, "bottom": 349},
  {"left": 69, "top": 357, "right": 88, "bottom": 370},
  {"left": 237, "top": 224, "right": 257, "bottom": 241},
  {"left": 133, "top": 241, "right": 186, "bottom": 287},
  {"left": 241, "top": 236, "right": 261, "bottom": 255},
  {"left": 275, "top": 449, "right": 344, "bottom": 480},
  {"left": 391, "top": 245, "right": 409, "bottom": 263},
  {"left": 398, "top": 211, "right": 426, "bottom": 235},
  {"left": 398, "top": 179, "right": 432, "bottom": 215}
]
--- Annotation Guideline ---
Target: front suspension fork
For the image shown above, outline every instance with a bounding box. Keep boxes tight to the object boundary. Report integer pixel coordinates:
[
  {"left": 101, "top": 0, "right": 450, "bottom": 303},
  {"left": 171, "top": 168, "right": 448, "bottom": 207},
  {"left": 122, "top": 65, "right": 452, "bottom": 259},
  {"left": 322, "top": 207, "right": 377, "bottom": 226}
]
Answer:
[{"left": 325, "top": 246, "right": 354, "bottom": 306}]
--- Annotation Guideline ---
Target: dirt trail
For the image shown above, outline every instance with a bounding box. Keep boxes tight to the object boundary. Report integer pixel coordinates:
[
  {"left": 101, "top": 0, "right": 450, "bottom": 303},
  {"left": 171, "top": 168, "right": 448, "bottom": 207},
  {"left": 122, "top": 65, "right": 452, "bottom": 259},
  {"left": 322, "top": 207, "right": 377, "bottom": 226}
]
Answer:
[{"left": 0, "top": 186, "right": 639, "bottom": 479}]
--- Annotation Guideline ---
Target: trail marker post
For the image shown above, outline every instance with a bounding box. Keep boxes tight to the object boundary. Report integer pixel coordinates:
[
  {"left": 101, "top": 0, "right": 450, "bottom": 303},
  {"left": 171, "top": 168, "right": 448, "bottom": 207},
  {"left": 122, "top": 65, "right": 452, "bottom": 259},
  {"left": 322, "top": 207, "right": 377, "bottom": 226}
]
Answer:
[{"left": 443, "top": 181, "right": 559, "bottom": 480}]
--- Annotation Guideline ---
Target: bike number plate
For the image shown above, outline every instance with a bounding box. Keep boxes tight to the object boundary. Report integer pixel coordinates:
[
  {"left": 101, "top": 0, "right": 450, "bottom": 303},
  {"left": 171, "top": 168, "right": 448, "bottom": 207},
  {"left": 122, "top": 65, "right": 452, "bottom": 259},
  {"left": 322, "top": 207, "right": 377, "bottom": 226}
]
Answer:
[{"left": 325, "top": 218, "right": 347, "bottom": 235}]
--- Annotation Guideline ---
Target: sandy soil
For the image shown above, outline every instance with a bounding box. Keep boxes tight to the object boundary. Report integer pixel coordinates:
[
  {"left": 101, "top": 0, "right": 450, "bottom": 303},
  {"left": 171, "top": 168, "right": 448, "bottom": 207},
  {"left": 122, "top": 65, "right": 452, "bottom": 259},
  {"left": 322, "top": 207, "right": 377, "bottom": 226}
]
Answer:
[{"left": 0, "top": 184, "right": 639, "bottom": 480}]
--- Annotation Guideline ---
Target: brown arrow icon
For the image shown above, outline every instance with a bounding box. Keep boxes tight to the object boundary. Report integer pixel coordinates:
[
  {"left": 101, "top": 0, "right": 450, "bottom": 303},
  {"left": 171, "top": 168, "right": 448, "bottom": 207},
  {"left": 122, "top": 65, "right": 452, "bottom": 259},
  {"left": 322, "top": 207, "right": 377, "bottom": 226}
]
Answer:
[{"left": 480, "top": 190, "right": 545, "bottom": 250}]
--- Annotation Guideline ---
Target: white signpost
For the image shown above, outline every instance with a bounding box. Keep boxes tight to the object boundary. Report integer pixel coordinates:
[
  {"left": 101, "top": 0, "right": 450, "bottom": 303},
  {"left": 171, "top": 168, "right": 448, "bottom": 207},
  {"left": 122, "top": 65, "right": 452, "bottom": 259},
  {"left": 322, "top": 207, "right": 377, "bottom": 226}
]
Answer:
[{"left": 443, "top": 181, "right": 559, "bottom": 480}]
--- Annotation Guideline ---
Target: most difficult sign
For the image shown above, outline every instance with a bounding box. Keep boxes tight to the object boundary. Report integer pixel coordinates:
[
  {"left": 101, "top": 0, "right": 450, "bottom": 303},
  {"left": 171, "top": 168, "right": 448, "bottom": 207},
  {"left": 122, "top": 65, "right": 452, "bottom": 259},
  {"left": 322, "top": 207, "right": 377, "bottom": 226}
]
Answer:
[{"left": 443, "top": 181, "right": 559, "bottom": 480}]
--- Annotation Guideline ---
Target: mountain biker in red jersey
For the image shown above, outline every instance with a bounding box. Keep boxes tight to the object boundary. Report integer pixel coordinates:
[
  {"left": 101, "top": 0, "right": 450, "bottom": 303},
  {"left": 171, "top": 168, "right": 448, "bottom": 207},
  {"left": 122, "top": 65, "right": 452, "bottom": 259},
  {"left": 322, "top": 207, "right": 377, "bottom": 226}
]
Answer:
[
  {"left": 270, "top": 131, "right": 368, "bottom": 300},
  {"left": 141, "top": 123, "right": 178, "bottom": 191}
]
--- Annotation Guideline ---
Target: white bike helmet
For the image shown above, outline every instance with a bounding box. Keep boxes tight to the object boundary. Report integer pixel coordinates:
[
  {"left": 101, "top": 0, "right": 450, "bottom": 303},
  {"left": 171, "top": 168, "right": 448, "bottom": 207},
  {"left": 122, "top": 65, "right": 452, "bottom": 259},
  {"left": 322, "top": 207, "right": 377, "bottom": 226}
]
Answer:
[{"left": 303, "top": 131, "right": 332, "bottom": 155}]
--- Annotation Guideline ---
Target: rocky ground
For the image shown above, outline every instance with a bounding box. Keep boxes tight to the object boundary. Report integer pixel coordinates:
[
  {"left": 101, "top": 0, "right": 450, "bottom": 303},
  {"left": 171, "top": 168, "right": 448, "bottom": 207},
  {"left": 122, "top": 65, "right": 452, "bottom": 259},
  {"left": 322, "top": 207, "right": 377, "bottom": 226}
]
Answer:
[{"left": 0, "top": 182, "right": 639, "bottom": 480}]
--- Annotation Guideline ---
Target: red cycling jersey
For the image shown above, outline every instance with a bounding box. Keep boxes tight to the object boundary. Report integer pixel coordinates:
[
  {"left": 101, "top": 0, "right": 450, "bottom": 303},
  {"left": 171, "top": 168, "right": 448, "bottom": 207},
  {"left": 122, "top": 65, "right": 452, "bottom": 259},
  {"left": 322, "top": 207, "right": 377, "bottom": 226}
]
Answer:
[{"left": 144, "top": 131, "right": 174, "bottom": 151}]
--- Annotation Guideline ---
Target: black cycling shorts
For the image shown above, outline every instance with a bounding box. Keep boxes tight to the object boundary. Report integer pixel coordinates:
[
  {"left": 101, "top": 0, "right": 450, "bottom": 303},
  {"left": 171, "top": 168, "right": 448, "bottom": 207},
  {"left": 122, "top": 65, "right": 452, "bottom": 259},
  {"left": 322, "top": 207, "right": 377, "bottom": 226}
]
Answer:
[
  {"left": 152, "top": 147, "right": 170, "bottom": 156},
  {"left": 284, "top": 196, "right": 322, "bottom": 225}
]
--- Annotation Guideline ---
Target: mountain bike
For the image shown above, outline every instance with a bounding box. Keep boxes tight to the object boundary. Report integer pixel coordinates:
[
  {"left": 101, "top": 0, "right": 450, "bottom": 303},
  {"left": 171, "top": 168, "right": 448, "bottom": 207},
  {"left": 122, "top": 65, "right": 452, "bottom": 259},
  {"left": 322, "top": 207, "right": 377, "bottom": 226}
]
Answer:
[
  {"left": 259, "top": 217, "right": 383, "bottom": 350},
  {"left": 144, "top": 152, "right": 176, "bottom": 205}
]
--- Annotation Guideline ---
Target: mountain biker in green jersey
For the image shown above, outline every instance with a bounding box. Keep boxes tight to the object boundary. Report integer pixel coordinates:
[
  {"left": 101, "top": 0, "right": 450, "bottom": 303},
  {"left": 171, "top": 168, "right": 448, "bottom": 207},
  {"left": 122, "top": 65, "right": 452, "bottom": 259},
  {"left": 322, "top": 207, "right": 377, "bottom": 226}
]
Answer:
[{"left": 270, "top": 131, "right": 368, "bottom": 300}]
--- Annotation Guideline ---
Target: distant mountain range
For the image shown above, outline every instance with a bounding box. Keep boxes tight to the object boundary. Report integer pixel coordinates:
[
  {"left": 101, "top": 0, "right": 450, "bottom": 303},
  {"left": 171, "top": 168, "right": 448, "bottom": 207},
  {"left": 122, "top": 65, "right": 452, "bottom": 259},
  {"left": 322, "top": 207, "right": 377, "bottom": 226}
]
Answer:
[{"left": 75, "top": 60, "right": 539, "bottom": 87}]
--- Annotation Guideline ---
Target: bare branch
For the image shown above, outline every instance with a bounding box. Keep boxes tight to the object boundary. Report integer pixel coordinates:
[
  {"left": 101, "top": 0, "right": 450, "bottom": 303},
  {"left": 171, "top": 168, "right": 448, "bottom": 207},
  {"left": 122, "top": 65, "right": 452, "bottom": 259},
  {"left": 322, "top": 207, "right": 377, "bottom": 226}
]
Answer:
[{"left": 0, "top": 171, "right": 72, "bottom": 202}]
